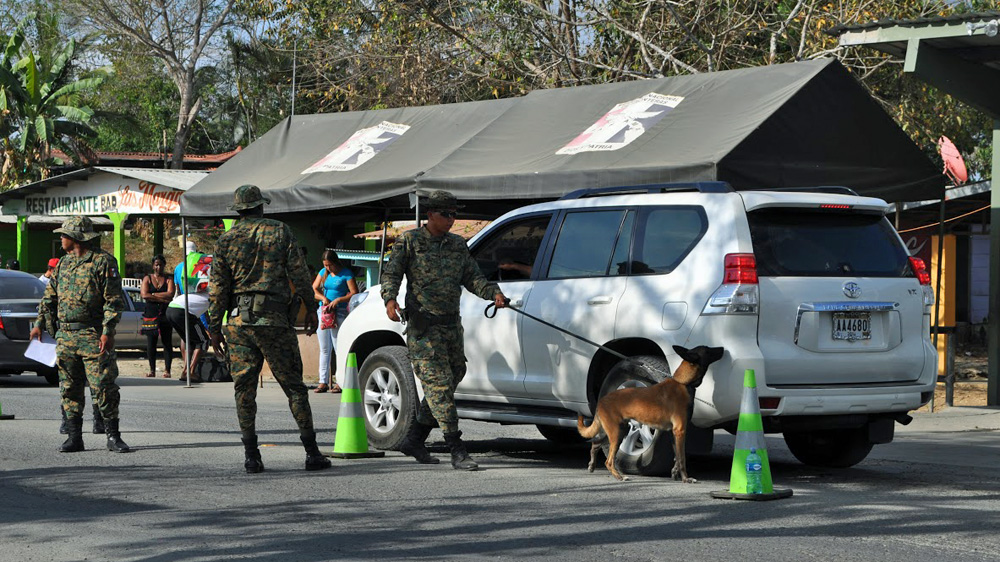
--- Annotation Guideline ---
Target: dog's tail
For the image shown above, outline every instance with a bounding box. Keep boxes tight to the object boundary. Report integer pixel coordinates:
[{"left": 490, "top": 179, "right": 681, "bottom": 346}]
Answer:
[{"left": 577, "top": 414, "right": 603, "bottom": 439}]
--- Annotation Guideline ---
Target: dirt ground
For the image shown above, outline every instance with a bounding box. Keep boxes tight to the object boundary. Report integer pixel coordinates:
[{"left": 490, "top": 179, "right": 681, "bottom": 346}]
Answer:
[
  {"left": 115, "top": 350, "right": 318, "bottom": 384},
  {"left": 915, "top": 343, "right": 989, "bottom": 413}
]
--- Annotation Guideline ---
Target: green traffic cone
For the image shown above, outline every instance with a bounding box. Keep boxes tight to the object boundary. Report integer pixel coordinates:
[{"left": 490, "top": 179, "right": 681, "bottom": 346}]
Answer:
[
  {"left": 711, "top": 369, "right": 791, "bottom": 501},
  {"left": 327, "top": 353, "right": 384, "bottom": 459}
]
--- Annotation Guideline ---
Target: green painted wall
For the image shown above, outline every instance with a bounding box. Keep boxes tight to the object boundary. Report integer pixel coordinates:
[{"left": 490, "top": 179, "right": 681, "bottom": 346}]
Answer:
[
  {"left": 0, "top": 227, "right": 61, "bottom": 273},
  {"left": 0, "top": 229, "right": 16, "bottom": 268},
  {"left": 23, "top": 229, "right": 62, "bottom": 273}
]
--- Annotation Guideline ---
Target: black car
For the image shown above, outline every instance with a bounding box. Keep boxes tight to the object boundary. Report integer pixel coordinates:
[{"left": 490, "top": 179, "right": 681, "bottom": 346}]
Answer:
[{"left": 0, "top": 269, "right": 57, "bottom": 385}]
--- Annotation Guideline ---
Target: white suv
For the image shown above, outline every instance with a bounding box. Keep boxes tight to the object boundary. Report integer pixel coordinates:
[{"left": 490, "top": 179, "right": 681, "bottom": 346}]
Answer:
[{"left": 337, "top": 182, "right": 937, "bottom": 474}]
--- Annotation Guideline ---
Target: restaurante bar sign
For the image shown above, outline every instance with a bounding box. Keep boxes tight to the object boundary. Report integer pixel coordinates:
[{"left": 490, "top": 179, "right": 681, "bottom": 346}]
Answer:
[{"left": 20, "top": 180, "right": 183, "bottom": 216}]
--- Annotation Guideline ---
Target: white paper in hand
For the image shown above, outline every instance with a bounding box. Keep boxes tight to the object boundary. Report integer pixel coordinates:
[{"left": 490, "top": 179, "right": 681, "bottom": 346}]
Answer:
[{"left": 25, "top": 333, "right": 57, "bottom": 368}]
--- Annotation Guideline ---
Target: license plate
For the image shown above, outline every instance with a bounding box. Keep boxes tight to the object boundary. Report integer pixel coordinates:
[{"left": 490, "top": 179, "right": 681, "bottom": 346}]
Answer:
[{"left": 832, "top": 312, "right": 871, "bottom": 341}]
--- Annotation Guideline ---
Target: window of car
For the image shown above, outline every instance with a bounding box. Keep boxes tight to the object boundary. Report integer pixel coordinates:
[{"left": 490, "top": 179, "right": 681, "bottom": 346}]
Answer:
[
  {"left": 546, "top": 210, "right": 630, "bottom": 279},
  {"left": 629, "top": 206, "right": 707, "bottom": 275},
  {"left": 472, "top": 214, "right": 552, "bottom": 281},
  {"left": 0, "top": 276, "right": 45, "bottom": 299},
  {"left": 122, "top": 289, "right": 139, "bottom": 312},
  {"left": 544, "top": 206, "right": 705, "bottom": 279},
  {"left": 748, "top": 209, "right": 910, "bottom": 277}
]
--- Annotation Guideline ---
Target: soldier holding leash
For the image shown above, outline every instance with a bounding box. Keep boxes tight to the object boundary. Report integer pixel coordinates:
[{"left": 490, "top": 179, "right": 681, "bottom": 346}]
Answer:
[
  {"left": 382, "top": 190, "right": 507, "bottom": 471},
  {"left": 30, "top": 216, "right": 130, "bottom": 454},
  {"left": 208, "top": 185, "right": 332, "bottom": 474}
]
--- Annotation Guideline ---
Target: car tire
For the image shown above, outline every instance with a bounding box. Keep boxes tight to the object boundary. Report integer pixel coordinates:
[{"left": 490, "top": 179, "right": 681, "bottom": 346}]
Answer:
[
  {"left": 358, "top": 346, "right": 419, "bottom": 451},
  {"left": 40, "top": 368, "right": 59, "bottom": 387},
  {"left": 536, "top": 424, "right": 587, "bottom": 445},
  {"left": 596, "top": 355, "right": 674, "bottom": 477},
  {"left": 783, "top": 427, "right": 874, "bottom": 468}
]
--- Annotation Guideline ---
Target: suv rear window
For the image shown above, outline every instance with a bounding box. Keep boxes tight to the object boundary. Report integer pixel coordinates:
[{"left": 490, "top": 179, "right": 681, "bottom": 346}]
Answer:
[
  {"left": 0, "top": 276, "right": 46, "bottom": 299},
  {"left": 748, "top": 209, "right": 909, "bottom": 277}
]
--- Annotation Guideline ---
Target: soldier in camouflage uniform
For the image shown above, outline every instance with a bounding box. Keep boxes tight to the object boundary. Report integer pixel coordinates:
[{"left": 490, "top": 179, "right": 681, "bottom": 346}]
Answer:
[
  {"left": 382, "top": 190, "right": 507, "bottom": 470},
  {"left": 30, "top": 216, "right": 130, "bottom": 453},
  {"left": 207, "top": 184, "right": 332, "bottom": 474}
]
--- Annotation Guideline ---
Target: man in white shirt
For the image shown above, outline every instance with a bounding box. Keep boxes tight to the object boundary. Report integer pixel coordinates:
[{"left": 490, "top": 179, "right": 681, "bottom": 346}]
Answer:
[{"left": 39, "top": 258, "right": 59, "bottom": 286}]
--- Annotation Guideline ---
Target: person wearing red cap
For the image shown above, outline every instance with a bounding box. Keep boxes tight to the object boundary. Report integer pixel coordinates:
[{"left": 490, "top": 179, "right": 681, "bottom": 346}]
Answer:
[{"left": 39, "top": 257, "right": 60, "bottom": 286}]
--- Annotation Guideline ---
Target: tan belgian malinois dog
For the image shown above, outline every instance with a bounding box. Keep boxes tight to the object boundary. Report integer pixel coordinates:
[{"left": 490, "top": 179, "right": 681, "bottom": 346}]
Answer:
[{"left": 577, "top": 345, "right": 725, "bottom": 482}]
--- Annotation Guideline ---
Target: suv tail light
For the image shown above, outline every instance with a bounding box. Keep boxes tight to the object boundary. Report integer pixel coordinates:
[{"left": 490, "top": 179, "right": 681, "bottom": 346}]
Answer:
[
  {"left": 0, "top": 315, "right": 5, "bottom": 333},
  {"left": 702, "top": 253, "right": 759, "bottom": 315},
  {"left": 908, "top": 257, "right": 930, "bottom": 285},
  {"left": 909, "top": 257, "right": 935, "bottom": 308}
]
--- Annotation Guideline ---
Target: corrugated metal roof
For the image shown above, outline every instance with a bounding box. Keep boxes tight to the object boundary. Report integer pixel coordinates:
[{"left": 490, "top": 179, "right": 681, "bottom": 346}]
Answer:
[
  {"left": 828, "top": 11, "right": 1000, "bottom": 35},
  {"left": 94, "top": 167, "right": 208, "bottom": 190}
]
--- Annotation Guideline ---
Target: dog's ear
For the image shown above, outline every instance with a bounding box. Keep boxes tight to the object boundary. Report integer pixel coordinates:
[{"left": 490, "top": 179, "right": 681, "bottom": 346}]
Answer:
[{"left": 673, "top": 345, "right": 696, "bottom": 364}]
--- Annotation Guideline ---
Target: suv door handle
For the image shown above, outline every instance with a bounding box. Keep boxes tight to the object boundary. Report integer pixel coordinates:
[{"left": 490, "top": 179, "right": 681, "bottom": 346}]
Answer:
[
  {"left": 587, "top": 296, "right": 613, "bottom": 305},
  {"left": 510, "top": 299, "right": 523, "bottom": 307}
]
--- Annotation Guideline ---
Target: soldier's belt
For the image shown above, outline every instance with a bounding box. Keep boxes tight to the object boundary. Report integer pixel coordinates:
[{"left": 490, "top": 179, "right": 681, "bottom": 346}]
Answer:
[
  {"left": 62, "top": 321, "right": 101, "bottom": 331},
  {"left": 424, "top": 312, "right": 460, "bottom": 326},
  {"left": 236, "top": 293, "right": 288, "bottom": 312}
]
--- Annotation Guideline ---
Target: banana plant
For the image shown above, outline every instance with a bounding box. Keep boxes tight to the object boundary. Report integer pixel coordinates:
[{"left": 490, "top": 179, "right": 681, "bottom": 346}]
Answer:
[{"left": 0, "top": 21, "right": 103, "bottom": 188}]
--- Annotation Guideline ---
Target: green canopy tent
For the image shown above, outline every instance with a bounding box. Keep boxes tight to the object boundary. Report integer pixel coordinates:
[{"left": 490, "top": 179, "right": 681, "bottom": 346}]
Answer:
[{"left": 181, "top": 58, "right": 942, "bottom": 219}]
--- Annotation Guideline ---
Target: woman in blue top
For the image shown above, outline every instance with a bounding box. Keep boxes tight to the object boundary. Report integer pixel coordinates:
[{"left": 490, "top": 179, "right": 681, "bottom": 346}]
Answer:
[{"left": 311, "top": 250, "right": 358, "bottom": 393}]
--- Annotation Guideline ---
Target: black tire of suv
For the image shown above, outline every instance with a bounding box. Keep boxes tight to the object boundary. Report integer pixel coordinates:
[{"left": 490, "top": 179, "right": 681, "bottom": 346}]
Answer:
[
  {"left": 536, "top": 425, "right": 587, "bottom": 445},
  {"left": 40, "top": 368, "right": 59, "bottom": 387},
  {"left": 597, "top": 355, "right": 674, "bottom": 477},
  {"left": 782, "top": 427, "right": 874, "bottom": 468},
  {"left": 358, "top": 346, "right": 420, "bottom": 451}
]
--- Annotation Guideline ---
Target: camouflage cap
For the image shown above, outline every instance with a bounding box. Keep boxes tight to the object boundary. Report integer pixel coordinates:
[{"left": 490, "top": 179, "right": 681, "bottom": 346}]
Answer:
[
  {"left": 424, "top": 190, "right": 464, "bottom": 210},
  {"left": 53, "top": 216, "right": 100, "bottom": 242},
  {"left": 229, "top": 184, "right": 271, "bottom": 211}
]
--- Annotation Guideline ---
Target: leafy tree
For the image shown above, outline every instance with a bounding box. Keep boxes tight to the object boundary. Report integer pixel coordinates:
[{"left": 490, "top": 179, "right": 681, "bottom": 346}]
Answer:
[
  {"left": 64, "top": 0, "right": 236, "bottom": 168},
  {"left": 250, "top": 0, "right": 993, "bottom": 180},
  {"left": 83, "top": 50, "right": 177, "bottom": 154},
  {"left": 0, "top": 15, "right": 103, "bottom": 188}
]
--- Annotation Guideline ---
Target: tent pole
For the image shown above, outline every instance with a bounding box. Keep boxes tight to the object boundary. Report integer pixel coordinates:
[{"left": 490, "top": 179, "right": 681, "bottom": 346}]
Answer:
[
  {"left": 930, "top": 192, "right": 946, "bottom": 411},
  {"left": 377, "top": 208, "right": 389, "bottom": 283},
  {"left": 182, "top": 218, "right": 191, "bottom": 389}
]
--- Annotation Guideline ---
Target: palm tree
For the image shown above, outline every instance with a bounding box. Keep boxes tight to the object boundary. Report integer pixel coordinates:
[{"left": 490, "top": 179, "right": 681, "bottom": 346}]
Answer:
[{"left": 0, "top": 15, "right": 103, "bottom": 188}]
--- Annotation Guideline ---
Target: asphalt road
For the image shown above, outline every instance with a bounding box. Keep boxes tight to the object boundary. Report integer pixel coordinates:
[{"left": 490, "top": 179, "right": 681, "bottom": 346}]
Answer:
[{"left": 2, "top": 374, "right": 999, "bottom": 562}]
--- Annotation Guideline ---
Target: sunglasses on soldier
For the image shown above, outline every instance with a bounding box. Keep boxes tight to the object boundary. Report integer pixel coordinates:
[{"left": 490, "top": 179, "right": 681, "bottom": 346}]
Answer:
[{"left": 433, "top": 209, "right": 458, "bottom": 219}]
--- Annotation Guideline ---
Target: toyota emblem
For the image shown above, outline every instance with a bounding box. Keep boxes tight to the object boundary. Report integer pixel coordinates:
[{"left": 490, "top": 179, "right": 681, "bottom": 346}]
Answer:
[{"left": 843, "top": 281, "right": 861, "bottom": 299}]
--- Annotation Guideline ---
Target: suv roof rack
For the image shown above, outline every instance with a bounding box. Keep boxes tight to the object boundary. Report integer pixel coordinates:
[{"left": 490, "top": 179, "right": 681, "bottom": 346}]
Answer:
[
  {"left": 559, "top": 182, "right": 734, "bottom": 200},
  {"left": 756, "top": 186, "right": 860, "bottom": 196}
]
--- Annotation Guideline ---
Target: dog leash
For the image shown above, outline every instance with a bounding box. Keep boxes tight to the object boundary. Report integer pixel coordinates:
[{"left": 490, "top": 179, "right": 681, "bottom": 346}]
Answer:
[{"left": 484, "top": 299, "right": 672, "bottom": 379}]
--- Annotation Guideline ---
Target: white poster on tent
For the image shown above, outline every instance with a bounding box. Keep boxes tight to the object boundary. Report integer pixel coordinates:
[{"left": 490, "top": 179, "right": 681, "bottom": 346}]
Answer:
[
  {"left": 302, "top": 121, "right": 411, "bottom": 173},
  {"left": 557, "top": 93, "right": 684, "bottom": 155}
]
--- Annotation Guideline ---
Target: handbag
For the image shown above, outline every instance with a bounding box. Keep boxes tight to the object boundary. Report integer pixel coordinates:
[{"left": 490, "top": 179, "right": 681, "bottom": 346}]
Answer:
[
  {"left": 196, "top": 356, "right": 232, "bottom": 383},
  {"left": 320, "top": 306, "right": 338, "bottom": 330},
  {"left": 140, "top": 316, "right": 160, "bottom": 335}
]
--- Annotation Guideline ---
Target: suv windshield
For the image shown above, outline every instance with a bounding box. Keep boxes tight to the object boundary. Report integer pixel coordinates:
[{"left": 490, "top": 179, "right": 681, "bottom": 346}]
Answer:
[
  {"left": 748, "top": 209, "right": 909, "bottom": 277},
  {"left": 0, "top": 276, "right": 46, "bottom": 299}
]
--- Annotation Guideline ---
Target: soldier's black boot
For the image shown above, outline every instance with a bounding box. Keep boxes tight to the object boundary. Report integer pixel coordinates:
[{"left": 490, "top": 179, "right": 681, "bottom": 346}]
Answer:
[
  {"left": 92, "top": 403, "right": 105, "bottom": 434},
  {"left": 59, "top": 416, "right": 85, "bottom": 452},
  {"left": 242, "top": 435, "right": 264, "bottom": 473},
  {"left": 300, "top": 431, "right": 332, "bottom": 471},
  {"left": 399, "top": 422, "right": 439, "bottom": 464},
  {"left": 443, "top": 431, "right": 479, "bottom": 471},
  {"left": 59, "top": 407, "right": 68, "bottom": 435},
  {"left": 105, "top": 419, "right": 131, "bottom": 453}
]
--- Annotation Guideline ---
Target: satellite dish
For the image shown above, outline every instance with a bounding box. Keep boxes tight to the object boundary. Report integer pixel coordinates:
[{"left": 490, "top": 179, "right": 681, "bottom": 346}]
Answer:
[{"left": 937, "top": 135, "right": 968, "bottom": 185}]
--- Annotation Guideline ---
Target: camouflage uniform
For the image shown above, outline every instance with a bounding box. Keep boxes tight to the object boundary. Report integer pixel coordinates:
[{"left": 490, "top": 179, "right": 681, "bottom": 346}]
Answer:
[
  {"left": 208, "top": 195, "right": 319, "bottom": 438},
  {"left": 381, "top": 221, "right": 500, "bottom": 434},
  {"left": 37, "top": 231, "right": 124, "bottom": 421}
]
